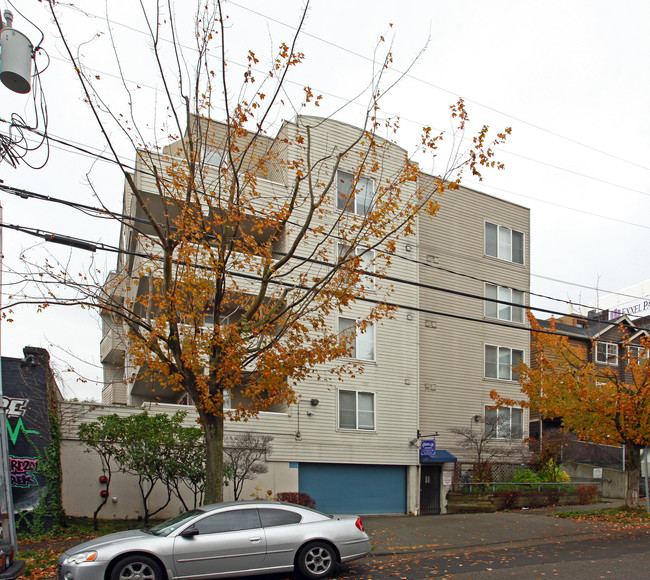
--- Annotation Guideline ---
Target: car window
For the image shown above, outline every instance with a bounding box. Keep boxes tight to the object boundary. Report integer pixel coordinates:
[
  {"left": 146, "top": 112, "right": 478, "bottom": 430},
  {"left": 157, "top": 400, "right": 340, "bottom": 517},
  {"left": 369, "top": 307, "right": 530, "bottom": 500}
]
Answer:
[
  {"left": 150, "top": 509, "right": 205, "bottom": 536},
  {"left": 259, "top": 508, "right": 302, "bottom": 528},
  {"left": 195, "top": 509, "right": 261, "bottom": 534}
]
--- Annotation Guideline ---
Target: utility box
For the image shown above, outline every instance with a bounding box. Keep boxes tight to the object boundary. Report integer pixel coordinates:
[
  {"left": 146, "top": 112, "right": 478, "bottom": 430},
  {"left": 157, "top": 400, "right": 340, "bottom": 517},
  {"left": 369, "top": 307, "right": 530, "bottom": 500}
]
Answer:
[{"left": 0, "top": 27, "right": 33, "bottom": 94}]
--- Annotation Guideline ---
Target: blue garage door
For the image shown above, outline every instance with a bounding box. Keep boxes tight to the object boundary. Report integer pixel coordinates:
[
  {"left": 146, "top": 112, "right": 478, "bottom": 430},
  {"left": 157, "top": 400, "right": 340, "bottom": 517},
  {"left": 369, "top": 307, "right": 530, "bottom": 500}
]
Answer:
[{"left": 299, "top": 463, "right": 406, "bottom": 514}]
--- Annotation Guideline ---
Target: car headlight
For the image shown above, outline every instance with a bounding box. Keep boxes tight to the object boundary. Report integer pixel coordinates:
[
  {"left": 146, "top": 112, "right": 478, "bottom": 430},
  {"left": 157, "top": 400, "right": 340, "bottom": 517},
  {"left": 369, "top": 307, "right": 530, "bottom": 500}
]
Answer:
[{"left": 65, "top": 551, "right": 98, "bottom": 565}]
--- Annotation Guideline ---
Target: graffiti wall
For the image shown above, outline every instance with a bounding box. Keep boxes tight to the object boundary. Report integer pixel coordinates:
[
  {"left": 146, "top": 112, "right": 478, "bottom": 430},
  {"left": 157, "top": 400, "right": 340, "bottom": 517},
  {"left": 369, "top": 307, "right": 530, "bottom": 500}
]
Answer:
[{"left": 2, "top": 348, "right": 55, "bottom": 511}]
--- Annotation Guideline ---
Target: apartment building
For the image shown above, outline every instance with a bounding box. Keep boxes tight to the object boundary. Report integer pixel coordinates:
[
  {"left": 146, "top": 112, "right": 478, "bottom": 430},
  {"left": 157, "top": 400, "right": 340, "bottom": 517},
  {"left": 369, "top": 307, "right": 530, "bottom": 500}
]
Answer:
[
  {"left": 416, "top": 184, "right": 530, "bottom": 513},
  {"left": 98, "top": 115, "right": 530, "bottom": 515}
]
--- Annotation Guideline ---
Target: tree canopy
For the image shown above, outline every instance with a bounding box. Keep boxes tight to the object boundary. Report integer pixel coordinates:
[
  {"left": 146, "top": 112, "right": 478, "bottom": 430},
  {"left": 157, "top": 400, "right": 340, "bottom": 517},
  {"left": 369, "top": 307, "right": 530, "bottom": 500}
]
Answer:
[
  {"left": 492, "top": 314, "right": 650, "bottom": 506},
  {"left": 25, "top": 0, "right": 513, "bottom": 503}
]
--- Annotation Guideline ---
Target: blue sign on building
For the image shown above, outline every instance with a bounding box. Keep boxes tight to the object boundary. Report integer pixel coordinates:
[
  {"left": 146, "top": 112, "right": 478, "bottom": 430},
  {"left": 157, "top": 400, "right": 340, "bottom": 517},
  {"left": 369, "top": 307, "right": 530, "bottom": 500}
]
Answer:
[{"left": 420, "top": 439, "right": 436, "bottom": 459}]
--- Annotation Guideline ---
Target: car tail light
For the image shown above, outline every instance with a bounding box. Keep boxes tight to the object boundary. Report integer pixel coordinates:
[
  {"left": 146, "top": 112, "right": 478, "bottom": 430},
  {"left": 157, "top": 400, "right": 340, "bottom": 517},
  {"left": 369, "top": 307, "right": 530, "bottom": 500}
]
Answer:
[{"left": 355, "top": 517, "right": 364, "bottom": 532}]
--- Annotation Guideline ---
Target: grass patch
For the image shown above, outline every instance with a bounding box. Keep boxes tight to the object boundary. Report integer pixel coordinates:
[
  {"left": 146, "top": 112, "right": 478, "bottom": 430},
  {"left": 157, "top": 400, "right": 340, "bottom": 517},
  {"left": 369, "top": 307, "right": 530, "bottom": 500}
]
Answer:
[
  {"left": 18, "top": 517, "right": 154, "bottom": 580},
  {"left": 554, "top": 505, "right": 650, "bottom": 526},
  {"left": 21, "top": 548, "right": 59, "bottom": 580}
]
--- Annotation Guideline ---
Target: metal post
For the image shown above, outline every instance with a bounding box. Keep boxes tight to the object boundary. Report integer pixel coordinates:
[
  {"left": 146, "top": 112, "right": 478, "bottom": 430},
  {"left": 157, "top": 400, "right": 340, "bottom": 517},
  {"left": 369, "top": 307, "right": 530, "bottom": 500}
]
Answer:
[
  {"left": 643, "top": 445, "right": 650, "bottom": 514},
  {"left": 0, "top": 204, "right": 18, "bottom": 551}
]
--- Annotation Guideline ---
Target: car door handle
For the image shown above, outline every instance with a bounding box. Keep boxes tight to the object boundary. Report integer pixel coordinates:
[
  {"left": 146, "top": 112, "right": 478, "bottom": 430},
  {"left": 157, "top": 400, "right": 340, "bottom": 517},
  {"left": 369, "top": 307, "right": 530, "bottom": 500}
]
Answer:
[{"left": 249, "top": 536, "right": 262, "bottom": 542}]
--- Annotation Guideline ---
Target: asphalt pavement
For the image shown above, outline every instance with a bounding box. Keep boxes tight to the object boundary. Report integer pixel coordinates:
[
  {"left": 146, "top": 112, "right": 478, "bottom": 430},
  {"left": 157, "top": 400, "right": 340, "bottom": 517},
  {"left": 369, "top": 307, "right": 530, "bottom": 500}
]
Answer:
[{"left": 363, "top": 499, "right": 627, "bottom": 558}]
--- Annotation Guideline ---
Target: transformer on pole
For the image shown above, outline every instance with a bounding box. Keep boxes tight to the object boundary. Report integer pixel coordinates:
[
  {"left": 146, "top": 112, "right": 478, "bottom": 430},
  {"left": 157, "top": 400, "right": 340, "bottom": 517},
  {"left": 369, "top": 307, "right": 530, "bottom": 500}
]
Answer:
[{"left": 0, "top": 10, "right": 33, "bottom": 94}]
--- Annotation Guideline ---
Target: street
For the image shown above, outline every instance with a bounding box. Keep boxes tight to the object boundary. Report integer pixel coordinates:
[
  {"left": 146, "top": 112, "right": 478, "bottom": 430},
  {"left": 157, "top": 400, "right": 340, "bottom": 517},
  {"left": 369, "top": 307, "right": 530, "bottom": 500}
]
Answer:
[
  {"left": 235, "top": 527, "right": 650, "bottom": 580},
  {"left": 337, "top": 528, "right": 650, "bottom": 579}
]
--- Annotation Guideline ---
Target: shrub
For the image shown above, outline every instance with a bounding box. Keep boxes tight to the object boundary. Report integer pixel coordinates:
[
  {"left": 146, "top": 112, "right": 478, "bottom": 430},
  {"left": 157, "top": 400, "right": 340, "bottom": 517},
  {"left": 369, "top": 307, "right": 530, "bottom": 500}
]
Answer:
[
  {"left": 496, "top": 489, "right": 520, "bottom": 509},
  {"left": 512, "top": 467, "right": 542, "bottom": 483},
  {"left": 577, "top": 485, "right": 599, "bottom": 505},
  {"left": 473, "top": 462, "right": 493, "bottom": 483},
  {"left": 276, "top": 492, "right": 316, "bottom": 509},
  {"left": 538, "top": 460, "right": 571, "bottom": 483}
]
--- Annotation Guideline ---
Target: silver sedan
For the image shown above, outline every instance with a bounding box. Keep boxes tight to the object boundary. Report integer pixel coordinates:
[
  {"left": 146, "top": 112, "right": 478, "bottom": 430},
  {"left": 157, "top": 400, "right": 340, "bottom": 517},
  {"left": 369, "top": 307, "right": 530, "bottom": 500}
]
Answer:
[{"left": 57, "top": 500, "right": 371, "bottom": 580}]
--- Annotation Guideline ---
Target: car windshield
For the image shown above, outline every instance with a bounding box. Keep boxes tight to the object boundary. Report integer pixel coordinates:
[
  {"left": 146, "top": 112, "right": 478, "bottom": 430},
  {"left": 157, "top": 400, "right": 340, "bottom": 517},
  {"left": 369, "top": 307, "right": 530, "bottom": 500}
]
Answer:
[{"left": 149, "top": 509, "right": 204, "bottom": 536}]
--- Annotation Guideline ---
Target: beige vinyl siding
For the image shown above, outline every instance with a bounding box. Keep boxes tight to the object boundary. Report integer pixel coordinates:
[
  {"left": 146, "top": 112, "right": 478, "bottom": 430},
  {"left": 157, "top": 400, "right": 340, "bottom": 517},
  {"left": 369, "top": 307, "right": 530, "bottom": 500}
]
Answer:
[
  {"left": 267, "top": 117, "right": 420, "bottom": 466},
  {"left": 417, "top": 183, "right": 530, "bottom": 459}
]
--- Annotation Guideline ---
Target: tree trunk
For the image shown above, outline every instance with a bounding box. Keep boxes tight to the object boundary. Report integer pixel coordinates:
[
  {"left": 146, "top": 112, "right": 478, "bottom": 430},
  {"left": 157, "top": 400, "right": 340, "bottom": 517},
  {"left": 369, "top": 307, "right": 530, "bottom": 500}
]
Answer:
[
  {"left": 625, "top": 443, "right": 642, "bottom": 507},
  {"left": 201, "top": 411, "right": 224, "bottom": 504}
]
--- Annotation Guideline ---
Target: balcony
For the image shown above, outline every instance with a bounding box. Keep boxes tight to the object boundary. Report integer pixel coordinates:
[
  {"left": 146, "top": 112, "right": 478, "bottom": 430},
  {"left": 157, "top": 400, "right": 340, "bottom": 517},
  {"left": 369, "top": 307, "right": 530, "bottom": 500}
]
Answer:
[
  {"left": 102, "top": 381, "right": 128, "bottom": 405},
  {"left": 100, "top": 327, "right": 125, "bottom": 365}
]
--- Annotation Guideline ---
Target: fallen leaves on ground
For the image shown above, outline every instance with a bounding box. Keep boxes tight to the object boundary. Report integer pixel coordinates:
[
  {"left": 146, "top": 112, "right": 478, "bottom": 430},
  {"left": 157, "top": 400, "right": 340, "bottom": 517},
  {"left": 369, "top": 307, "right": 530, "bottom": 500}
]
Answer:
[{"left": 553, "top": 505, "right": 650, "bottom": 528}]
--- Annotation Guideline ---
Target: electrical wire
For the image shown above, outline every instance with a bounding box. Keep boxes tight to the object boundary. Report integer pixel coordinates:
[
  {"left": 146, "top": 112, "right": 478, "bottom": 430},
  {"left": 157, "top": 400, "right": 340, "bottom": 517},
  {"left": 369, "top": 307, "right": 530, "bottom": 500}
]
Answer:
[
  {"left": 227, "top": 0, "right": 650, "bottom": 174},
  {"left": 0, "top": 183, "right": 586, "bottom": 313},
  {"left": 2, "top": 181, "right": 647, "bottom": 314},
  {"left": 3, "top": 215, "right": 649, "bottom": 337},
  {"left": 43, "top": 2, "right": 650, "bottom": 198}
]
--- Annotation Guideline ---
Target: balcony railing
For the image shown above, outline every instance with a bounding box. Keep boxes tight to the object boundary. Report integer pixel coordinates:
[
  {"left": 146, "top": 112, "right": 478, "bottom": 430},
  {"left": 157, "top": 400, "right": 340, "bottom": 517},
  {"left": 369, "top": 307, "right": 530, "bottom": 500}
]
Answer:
[{"left": 100, "top": 328, "right": 125, "bottom": 364}]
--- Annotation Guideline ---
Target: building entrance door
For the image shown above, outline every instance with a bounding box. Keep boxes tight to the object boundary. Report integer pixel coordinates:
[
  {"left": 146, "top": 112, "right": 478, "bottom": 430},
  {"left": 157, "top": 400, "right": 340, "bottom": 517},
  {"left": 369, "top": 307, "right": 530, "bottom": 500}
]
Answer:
[{"left": 419, "top": 465, "right": 441, "bottom": 515}]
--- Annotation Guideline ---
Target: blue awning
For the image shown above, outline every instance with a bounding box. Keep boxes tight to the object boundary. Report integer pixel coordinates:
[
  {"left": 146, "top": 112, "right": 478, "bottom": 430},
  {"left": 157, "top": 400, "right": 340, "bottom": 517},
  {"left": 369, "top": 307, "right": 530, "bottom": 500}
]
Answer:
[{"left": 420, "top": 450, "right": 458, "bottom": 464}]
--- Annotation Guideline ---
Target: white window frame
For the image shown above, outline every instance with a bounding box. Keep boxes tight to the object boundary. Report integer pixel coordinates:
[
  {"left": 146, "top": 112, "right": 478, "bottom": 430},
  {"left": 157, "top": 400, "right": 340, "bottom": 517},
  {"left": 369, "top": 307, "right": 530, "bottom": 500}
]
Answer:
[
  {"left": 485, "top": 222, "right": 524, "bottom": 264},
  {"left": 337, "top": 170, "right": 374, "bottom": 215},
  {"left": 485, "top": 283, "right": 525, "bottom": 323},
  {"left": 485, "top": 345, "right": 524, "bottom": 381},
  {"left": 485, "top": 406, "right": 523, "bottom": 439},
  {"left": 338, "top": 317, "right": 375, "bottom": 361},
  {"left": 595, "top": 342, "right": 618, "bottom": 365},
  {"left": 337, "top": 243, "right": 376, "bottom": 290},
  {"left": 338, "top": 389, "right": 376, "bottom": 431},
  {"left": 628, "top": 345, "right": 649, "bottom": 362}
]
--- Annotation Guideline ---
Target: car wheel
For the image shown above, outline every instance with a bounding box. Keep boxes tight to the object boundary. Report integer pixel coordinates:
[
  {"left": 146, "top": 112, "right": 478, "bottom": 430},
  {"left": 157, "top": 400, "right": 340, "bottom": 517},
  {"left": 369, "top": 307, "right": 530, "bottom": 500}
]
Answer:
[
  {"left": 297, "top": 541, "right": 336, "bottom": 579},
  {"left": 110, "top": 554, "right": 164, "bottom": 580}
]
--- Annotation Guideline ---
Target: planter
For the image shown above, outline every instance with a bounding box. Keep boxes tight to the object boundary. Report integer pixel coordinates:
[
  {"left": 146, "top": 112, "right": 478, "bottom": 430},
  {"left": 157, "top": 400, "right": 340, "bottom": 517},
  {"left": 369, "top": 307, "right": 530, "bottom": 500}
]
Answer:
[{"left": 446, "top": 486, "right": 601, "bottom": 514}]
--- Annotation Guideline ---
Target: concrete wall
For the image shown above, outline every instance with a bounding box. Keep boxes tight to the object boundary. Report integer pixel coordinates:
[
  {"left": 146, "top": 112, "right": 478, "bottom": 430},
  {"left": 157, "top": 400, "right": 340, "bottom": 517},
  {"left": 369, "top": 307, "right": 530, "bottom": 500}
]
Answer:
[
  {"left": 563, "top": 461, "right": 627, "bottom": 498},
  {"left": 60, "top": 401, "right": 304, "bottom": 520}
]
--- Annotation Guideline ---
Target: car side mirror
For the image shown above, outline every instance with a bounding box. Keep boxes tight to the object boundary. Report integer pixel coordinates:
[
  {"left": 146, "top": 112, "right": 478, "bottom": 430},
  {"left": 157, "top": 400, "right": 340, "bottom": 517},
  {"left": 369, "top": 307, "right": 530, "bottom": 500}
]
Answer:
[{"left": 180, "top": 526, "right": 199, "bottom": 538}]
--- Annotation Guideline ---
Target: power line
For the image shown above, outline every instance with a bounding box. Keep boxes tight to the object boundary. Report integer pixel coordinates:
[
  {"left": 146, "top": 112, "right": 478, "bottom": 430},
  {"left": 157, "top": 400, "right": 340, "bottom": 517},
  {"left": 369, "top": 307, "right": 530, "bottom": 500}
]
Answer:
[
  {"left": 14, "top": 120, "right": 650, "bottom": 238},
  {"left": 44, "top": 2, "right": 650, "bottom": 200},
  {"left": 3, "top": 219, "right": 648, "bottom": 341},
  {"left": 0, "top": 183, "right": 582, "bottom": 314},
  {"left": 3, "top": 181, "right": 647, "bottom": 313},
  {"left": 228, "top": 1, "right": 650, "bottom": 174}
]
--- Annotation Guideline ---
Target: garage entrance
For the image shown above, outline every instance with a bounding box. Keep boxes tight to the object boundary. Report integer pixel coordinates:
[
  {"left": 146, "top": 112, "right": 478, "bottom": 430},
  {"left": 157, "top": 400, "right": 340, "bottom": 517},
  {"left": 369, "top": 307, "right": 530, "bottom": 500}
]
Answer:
[{"left": 299, "top": 463, "right": 406, "bottom": 514}]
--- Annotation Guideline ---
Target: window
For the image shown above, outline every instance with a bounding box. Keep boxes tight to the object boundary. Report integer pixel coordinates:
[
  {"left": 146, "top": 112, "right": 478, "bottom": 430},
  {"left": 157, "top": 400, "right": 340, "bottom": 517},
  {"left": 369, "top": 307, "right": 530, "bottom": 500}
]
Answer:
[
  {"left": 223, "top": 389, "right": 232, "bottom": 410},
  {"left": 338, "top": 317, "right": 375, "bottom": 361},
  {"left": 195, "top": 509, "right": 261, "bottom": 534},
  {"left": 339, "top": 389, "right": 375, "bottom": 430},
  {"left": 485, "top": 345, "right": 523, "bottom": 381},
  {"left": 595, "top": 342, "right": 618, "bottom": 365},
  {"left": 259, "top": 508, "right": 302, "bottom": 527},
  {"left": 485, "top": 284, "right": 524, "bottom": 323},
  {"left": 204, "top": 149, "right": 223, "bottom": 166},
  {"left": 485, "top": 222, "right": 524, "bottom": 264},
  {"left": 485, "top": 406, "right": 523, "bottom": 439},
  {"left": 337, "top": 170, "right": 374, "bottom": 215},
  {"left": 628, "top": 345, "right": 649, "bottom": 362},
  {"left": 338, "top": 244, "right": 376, "bottom": 290}
]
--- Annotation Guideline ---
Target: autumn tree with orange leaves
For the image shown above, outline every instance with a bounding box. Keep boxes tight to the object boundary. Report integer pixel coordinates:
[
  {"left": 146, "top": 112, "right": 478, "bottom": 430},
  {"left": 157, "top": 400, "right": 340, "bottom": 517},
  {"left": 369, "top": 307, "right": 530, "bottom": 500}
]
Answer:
[
  {"left": 14, "top": 0, "right": 512, "bottom": 503},
  {"left": 492, "top": 313, "right": 650, "bottom": 507}
]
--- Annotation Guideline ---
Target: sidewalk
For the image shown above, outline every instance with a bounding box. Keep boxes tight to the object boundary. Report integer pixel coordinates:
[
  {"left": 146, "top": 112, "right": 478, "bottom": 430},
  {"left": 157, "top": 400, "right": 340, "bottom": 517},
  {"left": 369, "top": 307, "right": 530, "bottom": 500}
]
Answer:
[{"left": 363, "top": 499, "right": 625, "bottom": 557}]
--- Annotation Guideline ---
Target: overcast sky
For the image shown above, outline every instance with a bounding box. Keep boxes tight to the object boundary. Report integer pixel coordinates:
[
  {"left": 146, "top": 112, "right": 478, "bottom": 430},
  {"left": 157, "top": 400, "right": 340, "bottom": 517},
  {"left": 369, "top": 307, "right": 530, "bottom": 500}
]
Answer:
[{"left": 1, "top": 0, "right": 649, "bottom": 400}]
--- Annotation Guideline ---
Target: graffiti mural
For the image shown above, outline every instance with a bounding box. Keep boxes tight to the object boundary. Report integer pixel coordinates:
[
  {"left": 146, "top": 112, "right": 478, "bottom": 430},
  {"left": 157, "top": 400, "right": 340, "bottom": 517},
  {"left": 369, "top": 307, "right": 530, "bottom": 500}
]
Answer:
[
  {"left": 10, "top": 457, "right": 39, "bottom": 488},
  {"left": 2, "top": 350, "right": 54, "bottom": 512}
]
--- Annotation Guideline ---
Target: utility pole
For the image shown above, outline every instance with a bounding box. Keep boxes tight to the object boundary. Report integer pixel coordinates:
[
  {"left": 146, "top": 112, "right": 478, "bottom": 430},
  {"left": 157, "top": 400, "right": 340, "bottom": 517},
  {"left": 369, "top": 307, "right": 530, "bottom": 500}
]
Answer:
[
  {"left": 0, "top": 204, "right": 17, "bottom": 552},
  {"left": 0, "top": 9, "right": 35, "bottom": 552}
]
